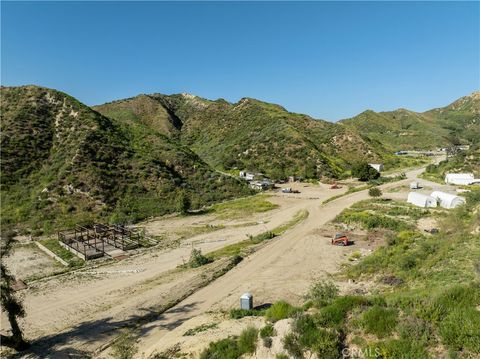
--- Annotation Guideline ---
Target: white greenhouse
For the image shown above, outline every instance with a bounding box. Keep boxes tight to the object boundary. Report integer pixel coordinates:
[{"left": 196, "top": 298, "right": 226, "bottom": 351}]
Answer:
[
  {"left": 431, "top": 191, "right": 465, "bottom": 209},
  {"left": 407, "top": 192, "right": 437, "bottom": 208},
  {"left": 444, "top": 173, "right": 480, "bottom": 186}
]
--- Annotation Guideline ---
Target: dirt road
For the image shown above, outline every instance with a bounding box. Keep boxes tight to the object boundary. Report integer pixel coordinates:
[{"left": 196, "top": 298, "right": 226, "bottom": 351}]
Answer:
[
  {"left": 8, "top": 161, "right": 449, "bottom": 358},
  {"left": 10, "top": 183, "right": 342, "bottom": 356}
]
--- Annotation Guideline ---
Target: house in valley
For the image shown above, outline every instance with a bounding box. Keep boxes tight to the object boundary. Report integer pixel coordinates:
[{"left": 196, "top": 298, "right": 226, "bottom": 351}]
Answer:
[{"left": 368, "top": 163, "right": 384, "bottom": 172}]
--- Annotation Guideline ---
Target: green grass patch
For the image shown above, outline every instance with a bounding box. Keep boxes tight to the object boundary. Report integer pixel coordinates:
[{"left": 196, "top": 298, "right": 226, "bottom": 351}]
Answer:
[
  {"left": 39, "top": 238, "right": 84, "bottom": 267},
  {"left": 211, "top": 194, "right": 278, "bottom": 219}
]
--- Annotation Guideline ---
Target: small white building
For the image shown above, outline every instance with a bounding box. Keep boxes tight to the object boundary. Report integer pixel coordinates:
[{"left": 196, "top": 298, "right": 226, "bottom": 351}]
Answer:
[
  {"left": 240, "top": 171, "right": 256, "bottom": 181},
  {"left": 407, "top": 192, "right": 437, "bottom": 208},
  {"left": 444, "top": 173, "right": 480, "bottom": 186},
  {"left": 410, "top": 181, "right": 420, "bottom": 190},
  {"left": 431, "top": 191, "right": 465, "bottom": 209},
  {"left": 369, "top": 163, "right": 384, "bottom": 172}
]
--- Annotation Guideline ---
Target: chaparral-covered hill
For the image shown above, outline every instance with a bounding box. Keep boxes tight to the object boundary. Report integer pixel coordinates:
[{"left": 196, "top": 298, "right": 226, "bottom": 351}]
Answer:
[
  {"left": 0, "top": 86, "right": 251, "bottom": 234},
  {"left": 94, "top": 94, "right": 385, "bottom": 180},
  {"left": 2, "top": 85, "right": 478, "bottom": 234},
  {"left": 340, "top": 91, "right": 480, "bottom": 151}
]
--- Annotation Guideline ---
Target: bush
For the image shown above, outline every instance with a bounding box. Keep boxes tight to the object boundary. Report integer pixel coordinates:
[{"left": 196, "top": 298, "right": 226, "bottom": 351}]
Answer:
[
  {"left": 187, "top": 248, "right": 212, "bottom": 268},
  {"left": 200, "top": 338, "right": 241, "bottom": 359},
  {"left": 368, "top": 187, "right": 382, "bottom": 198},
  {"left": 229, "top": 308, "right": 263, "bottom": 319},
  {"left": 304, "top": 280, "right": 339, "bottom": 308},
  {"left": 311, "top": 329, "right": 341, "bottom": 359},
  {"left": 364, "top": 339, "right": 428, "bottom": 359},
  {"left": 286, "top": 314, "right": 341, "bottom": 359},
  {"left": 316, "top": 295, "right": 369, "bottom": 327},
  {"left": 260, "top": 324, "right": 276, "bottom": 338},
  {"left": 420, "top": 283, "right": 480, "bottom": 323},
  {"left": 397, "top": 316, "right": 433, "bottom": 346},
  {"left": 237, "top": 326, "right": 258, "bottom": 354},
  {"left": 283, "top": 333, "right": 303, "bottom": 359},
  {"left": 265, "top": 301, "right": 300, "bottom": 322},
  {"left": 361, "top": 306, "right": 398, "bottom": 338},
  {"left": 439, "top": 307, "right": 480, "bottom": 353}
]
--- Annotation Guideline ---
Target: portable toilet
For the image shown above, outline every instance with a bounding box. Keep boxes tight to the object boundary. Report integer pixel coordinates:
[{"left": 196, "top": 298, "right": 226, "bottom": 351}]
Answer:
[
  {"left": 240, "top": 293, "right": 253, "bottom": 310},
  {"left": 410, "top": 181, "right": 419, "bottom": 190}
]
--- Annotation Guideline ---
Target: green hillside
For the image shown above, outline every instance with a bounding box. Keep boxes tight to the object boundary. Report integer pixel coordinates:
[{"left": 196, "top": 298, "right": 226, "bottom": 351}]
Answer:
[
  {"left": 340, "top": 92, "right": 480, "bottom": 151},
  {"left": 422, "top": 145, "right": 480, "bottom": 183},
  {"left": 1, "top": 86, "right": 251, "bottom": 234},
  {"left": 96, "top": 94, "right": 386, "bottom": 180}
]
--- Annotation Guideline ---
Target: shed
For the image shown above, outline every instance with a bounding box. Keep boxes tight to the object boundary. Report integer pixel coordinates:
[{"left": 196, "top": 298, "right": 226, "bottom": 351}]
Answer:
[
  {"left": 444, "top": 173, "right": 476, "bottom": 185},
  {"left": 407, "top": 192, "right": 437, "bottom": 208},
  {"left": 431, "top": 191, "right": 465, "bottom": 209},
  {"left": 369, "top": 163, "right": 384, "bottom": 172},
  {"left": 240, "top": 293, "right": 253, "bottom": 310},
  {"left": 410, "top": 181, "right": 419, "bottom": 190}
]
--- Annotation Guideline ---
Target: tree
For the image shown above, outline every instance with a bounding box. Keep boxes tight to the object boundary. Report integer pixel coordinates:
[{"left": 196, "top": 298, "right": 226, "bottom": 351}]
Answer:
[
  {"left": 1, "top": 231, "right": 28, "bottom": 351},
  {"left": 176, "top": 191, "right": 191, "bottom": 215},
  {"left": 351, "top": 162, "right": 380, "bottom": 181},
  {"left": 368, "top": 187, "right": 383, "bottom": 198}
]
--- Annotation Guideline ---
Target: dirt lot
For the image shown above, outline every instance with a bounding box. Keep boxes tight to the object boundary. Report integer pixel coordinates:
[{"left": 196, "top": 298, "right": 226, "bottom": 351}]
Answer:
[{"left": 3, "top": 243, "right": 61, "bottom": 281}]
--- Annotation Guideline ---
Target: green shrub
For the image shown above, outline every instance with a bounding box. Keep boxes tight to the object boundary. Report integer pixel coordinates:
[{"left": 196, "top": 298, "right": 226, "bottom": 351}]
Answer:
[
  {"left": 187, "top": 248, "right": 212, "bottom": 268},
  {"left": 439, "top": 307, "right": 480, "bottom": 353},
  {"left": 304, "top": 280, "right": 339, "bottom": 308},
  {"left": 397, "top": 316, "right": 433, "bottom": 346},
  {"left": 283, "top": 333, "right": 303, "bottom": 359},
  {"left": 364, "top": 339, "right": 428, "bottom": 359},
  {"left": 361, "top": 306, "right": 398, "bottom": 338},
  {"left": 419, "top": 283, "right": 480, "bottom": 323},
  {"left": 316, "top": 295, "right": 369, "bottom": 327},
  {"left": 259, "top": 324, "right": 276, "bottom": 338},
  {"left": 275, "top": 354, "right": 289, "bottom": 359},
  {"left": 368, "top": 187, "right": 382, "bottom": 198},
  {"left": 229, "top": 308, "right": 263, "bottom": 319},
  {"left": 200, "top": 338, "right": 241, "bottom": 359},
  {"left": 265, "top": 301, "right": 300, "bottom": 322},
  {"left": 311, "top": 329, "right": 341, "bottom": 359},
  {"left": 237, "top": 326, "right": 258, "bottom": 354},
  {"left": 286, "top": 314, "right": 341, "bottom": 359}
]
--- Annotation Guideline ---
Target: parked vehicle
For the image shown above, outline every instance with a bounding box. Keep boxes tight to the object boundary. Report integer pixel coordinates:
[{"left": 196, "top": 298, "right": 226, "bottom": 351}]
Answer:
[{"left": 331, "top": 233, "right": 349, "bottom": 246}]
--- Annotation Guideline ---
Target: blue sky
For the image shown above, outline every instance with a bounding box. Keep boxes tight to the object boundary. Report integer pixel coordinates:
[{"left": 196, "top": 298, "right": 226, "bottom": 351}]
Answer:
[{"left": 2, "top": 1, "right": 479, "bottom": 121}]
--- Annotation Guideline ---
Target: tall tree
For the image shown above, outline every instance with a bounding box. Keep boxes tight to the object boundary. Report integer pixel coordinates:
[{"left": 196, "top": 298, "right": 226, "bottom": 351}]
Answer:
[
  {"left": 175, "top": 190, "right": 191, "bottom": 215},
  {"left": 1, "top": 231, "right": 28, "bottom": 351}
]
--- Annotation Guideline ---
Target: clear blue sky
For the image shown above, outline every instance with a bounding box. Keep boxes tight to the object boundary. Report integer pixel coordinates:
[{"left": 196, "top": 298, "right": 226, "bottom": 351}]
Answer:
[{"left": 2, "top": 1, "right": 479, "bottom": 121}]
